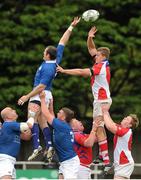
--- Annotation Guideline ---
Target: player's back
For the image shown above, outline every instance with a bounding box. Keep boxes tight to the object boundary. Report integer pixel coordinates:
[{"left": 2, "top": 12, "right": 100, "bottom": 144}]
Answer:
[
  {"left": 0, "top": 122, "right": 21, "bottom": 158},
  {"left": 52, "top": 118, "right": 77, "bottom": 162}
]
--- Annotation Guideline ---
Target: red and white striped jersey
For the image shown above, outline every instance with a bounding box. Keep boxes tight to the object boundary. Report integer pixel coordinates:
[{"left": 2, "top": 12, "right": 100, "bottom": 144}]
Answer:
[
  {"left": 114, "top": 125, "right": 134, "bottom": 165},
  {"left": 90, "top": 59, "right": 111, "bottom": 100}
]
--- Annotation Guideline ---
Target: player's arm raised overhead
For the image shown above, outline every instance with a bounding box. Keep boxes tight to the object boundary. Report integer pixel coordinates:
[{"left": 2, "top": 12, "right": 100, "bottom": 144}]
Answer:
[
  {"left": 101, "top": 103, "right": 117, "bottom": 134},
  {"left": 83, "top": 119, "right": 100, "bottom": 147},
  {"left": 40, "top": 91, "right": 55, "bottom": 125},
  {"left": 87, "top": 26, "right": 98, "bottom": 57},
  {"left": 59, "top": 17, "right": 81, "bottom": 46},
  {"left": 57, "top": 17, "right": 80, "bottom": 65},
  {"left": 56, "top": 64, "right": 91, "bottom": 77}
]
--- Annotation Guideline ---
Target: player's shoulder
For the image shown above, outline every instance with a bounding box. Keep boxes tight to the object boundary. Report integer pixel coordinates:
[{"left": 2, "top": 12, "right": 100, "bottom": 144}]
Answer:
[
  {"left": 116, "top": 124, "right": 130, "bottom": 136},
  {"left": 4, "top": 121, "right": 17, "bottom": 125}
]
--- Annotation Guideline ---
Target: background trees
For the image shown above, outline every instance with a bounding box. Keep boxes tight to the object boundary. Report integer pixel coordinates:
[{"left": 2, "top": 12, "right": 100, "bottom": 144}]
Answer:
[{"left": 0, "top": 0, "right": 141, "bottom": 128}]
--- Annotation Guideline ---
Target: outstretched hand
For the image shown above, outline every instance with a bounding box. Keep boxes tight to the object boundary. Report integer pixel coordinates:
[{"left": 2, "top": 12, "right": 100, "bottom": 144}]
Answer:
[
  {"left": 88, "top": 26, "right": 97, "bottom": 38},
  {"left": 92, "top": 118, "right": 102, "bottom": 132},
  {"left": 56, "top": 64, "right": 65, "bottom": 73},
  {"left": 18, "top": 95, "right": 29, "bottom": 106},
  {"left": 71, "top": 17, "right": 81, "bottom": 27}
]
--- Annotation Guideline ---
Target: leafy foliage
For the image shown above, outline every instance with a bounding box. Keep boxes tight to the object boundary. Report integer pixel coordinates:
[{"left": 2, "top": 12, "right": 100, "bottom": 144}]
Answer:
[{"left": 0, "top": 0, "right": 141, "bottom": 127}]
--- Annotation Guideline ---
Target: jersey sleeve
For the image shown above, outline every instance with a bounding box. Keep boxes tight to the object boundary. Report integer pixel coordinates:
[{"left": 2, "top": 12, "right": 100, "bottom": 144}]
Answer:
[
  {"left": 52, "top": 118, "right": 65, "bottom": 129},
  {"left": 7, "top": 122, "right": 21, "bottom": 132},
  {"left": 74, "top": 133, "right": 88, "bottom": 146},
  {"left": 115, "top": 125, "right": 129, "bottom": 137},
  {"left": 56, "top": 44, "right": 65, "bottom": 64}
]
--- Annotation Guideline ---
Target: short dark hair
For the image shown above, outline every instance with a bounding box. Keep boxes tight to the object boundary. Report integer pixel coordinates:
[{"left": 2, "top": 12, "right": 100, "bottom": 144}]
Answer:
[
  {"left": 61, "top": 107, "right": 74, "bottom": 123},
  {"left": 46, "top": 46, "right": 57, "bottom": 60},
  {"left": 97, "top": 47, "right": 110, "bottom": 59},
  {"left": 129, "top": 114, "right": 139, "bottom": 129}
]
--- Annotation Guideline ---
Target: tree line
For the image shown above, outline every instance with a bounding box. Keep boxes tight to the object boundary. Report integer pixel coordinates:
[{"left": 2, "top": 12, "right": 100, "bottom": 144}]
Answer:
[{"left": 0, "top": 0, "right": 141, "bottom": 129}]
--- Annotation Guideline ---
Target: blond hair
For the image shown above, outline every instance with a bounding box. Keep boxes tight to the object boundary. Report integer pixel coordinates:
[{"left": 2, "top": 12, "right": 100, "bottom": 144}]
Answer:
[
  {"left": 129, "top": 114, "right": 139, "bottom": 129},
  {"left": 97, "top": 47, "right": 110, "bottom": 59}
]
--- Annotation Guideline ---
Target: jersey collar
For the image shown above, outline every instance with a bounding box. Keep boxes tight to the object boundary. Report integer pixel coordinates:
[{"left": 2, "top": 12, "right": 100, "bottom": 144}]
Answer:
[
  {"left": 73, "top": 130, "right": 83, "bottom": 133},
  {"left": 95, "top": 58, "right": 109, "bottom": 64},
  {"left": 45, "top": 60, "right": 56, "bottom": 63}
]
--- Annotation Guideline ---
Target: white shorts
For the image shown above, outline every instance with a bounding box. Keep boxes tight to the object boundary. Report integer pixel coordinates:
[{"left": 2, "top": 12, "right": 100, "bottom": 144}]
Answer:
[
  {"left": 29, "top": 90, "right": 53, "bottom": 107},
  {"left": 77, "top": 165, "right": 91, "bottom": 179},
  {"left": 59, "top": 155, "right": 80, "bottom": 179},
  {"left": 114, "top": 163, "right": 134, "bottom": 179},
  {"left": 93, "top": 98, "right": 112, "bottom": 118},
  {"left": 0, "top": 154, "right": 16, "bottom": 179}
]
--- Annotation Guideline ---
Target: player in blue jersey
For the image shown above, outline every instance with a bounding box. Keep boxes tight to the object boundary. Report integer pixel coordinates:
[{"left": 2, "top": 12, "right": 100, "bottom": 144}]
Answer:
[
  {"left": 18, "top": 17, "right": 81, "bottom": 161},
  {"left": 0, "top": 107, "right": 34, "bottom": 179},
  {"left": 39, "top": 91, "right": 80, "bottom": 179}
]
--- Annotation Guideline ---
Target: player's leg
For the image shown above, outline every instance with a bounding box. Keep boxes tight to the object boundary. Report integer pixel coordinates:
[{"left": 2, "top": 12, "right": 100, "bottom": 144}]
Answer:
[
  {"left": 38, "top": 113, "right": 54, "bottom": 162},
  {"left": 38, "top": 90, "right": 54, "bottom": 162},
  {"left": 97, "top": 123, "right": 109, "bottom": 164},
  {"left": 95, "top": 116, "right": 110, "bottom": 166},
  {"left": 27, "top": 101, "right": 42, "bottom": 161},
  {"left": 93, "top": 101, "right": 111, "bottom": 170},
  {"left": 95, "top": 99, "right": 113, "bottom": 174}
]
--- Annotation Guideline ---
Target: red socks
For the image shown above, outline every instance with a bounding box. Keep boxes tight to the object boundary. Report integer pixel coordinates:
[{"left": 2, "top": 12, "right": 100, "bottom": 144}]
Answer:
[{"left": 99, "top": 139, "right": 110, "bottom": 165}]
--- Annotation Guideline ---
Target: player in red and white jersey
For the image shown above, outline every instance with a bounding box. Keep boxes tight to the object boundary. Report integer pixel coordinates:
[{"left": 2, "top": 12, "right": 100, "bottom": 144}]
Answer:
[
  {"left": 114, "top": 124, "right": 133, "bottom": 166},
  {"left": 56, "top": 26, "right": 112, "bottom": 172},
  {"left": 90, "top": 58, "right": 111, "bottom": 100},
  {"left": 70, "top": 118, "right": 100, "bottom": 179},
  {"left": 101, "top": 103, "right": 139, "bottom": 179}
]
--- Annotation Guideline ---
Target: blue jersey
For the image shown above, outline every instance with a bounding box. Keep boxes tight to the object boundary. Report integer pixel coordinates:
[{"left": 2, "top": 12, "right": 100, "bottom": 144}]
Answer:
[
  {"left": 0, "top": 121, "right": 21, "bottom": 158},
  {"left": 52, "top": 118, "right": 76, "bottom": 162},
  {"left": 34, "top": 44, "right": 64, "bottom": 90}
]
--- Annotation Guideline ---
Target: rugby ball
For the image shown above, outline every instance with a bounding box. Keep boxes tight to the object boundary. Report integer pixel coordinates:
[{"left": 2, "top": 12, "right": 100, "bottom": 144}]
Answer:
[{"left": 82, "top": 9, "right": 100, "bottom": 22}]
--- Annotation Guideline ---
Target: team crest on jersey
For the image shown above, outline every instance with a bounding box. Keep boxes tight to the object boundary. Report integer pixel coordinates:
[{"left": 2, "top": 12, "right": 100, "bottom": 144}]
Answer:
[{"left": 14, "top": 135, "right": 20, "bottom": 143}]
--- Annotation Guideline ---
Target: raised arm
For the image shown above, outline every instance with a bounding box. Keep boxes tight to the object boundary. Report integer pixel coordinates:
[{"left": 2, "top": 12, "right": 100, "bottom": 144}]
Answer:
[
  {"left": 84, "top": 119, "right": 100, "bottom": 147},
  {"left": 40, "top": 91, "right": 55, "bottom": 125},
  {"left": 101, "top": 104, "right": 117, "bottom": 134},
  {"left": 56, "top": 64, "right": 91, "bottom": 77},
  {"left": 59, "top": 17, "right": 81, "bottom": 46},
  {"left": 87, "top": 26, "right": 98, "bottom": 57},
  {"left": 48, "top": 98, "right": 55, "bottom": 116}
]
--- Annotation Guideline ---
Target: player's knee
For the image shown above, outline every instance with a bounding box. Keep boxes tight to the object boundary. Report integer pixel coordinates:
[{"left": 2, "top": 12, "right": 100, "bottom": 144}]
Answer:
[{"left": 93, "top": 115, "right": 104, "bottom": 127}]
